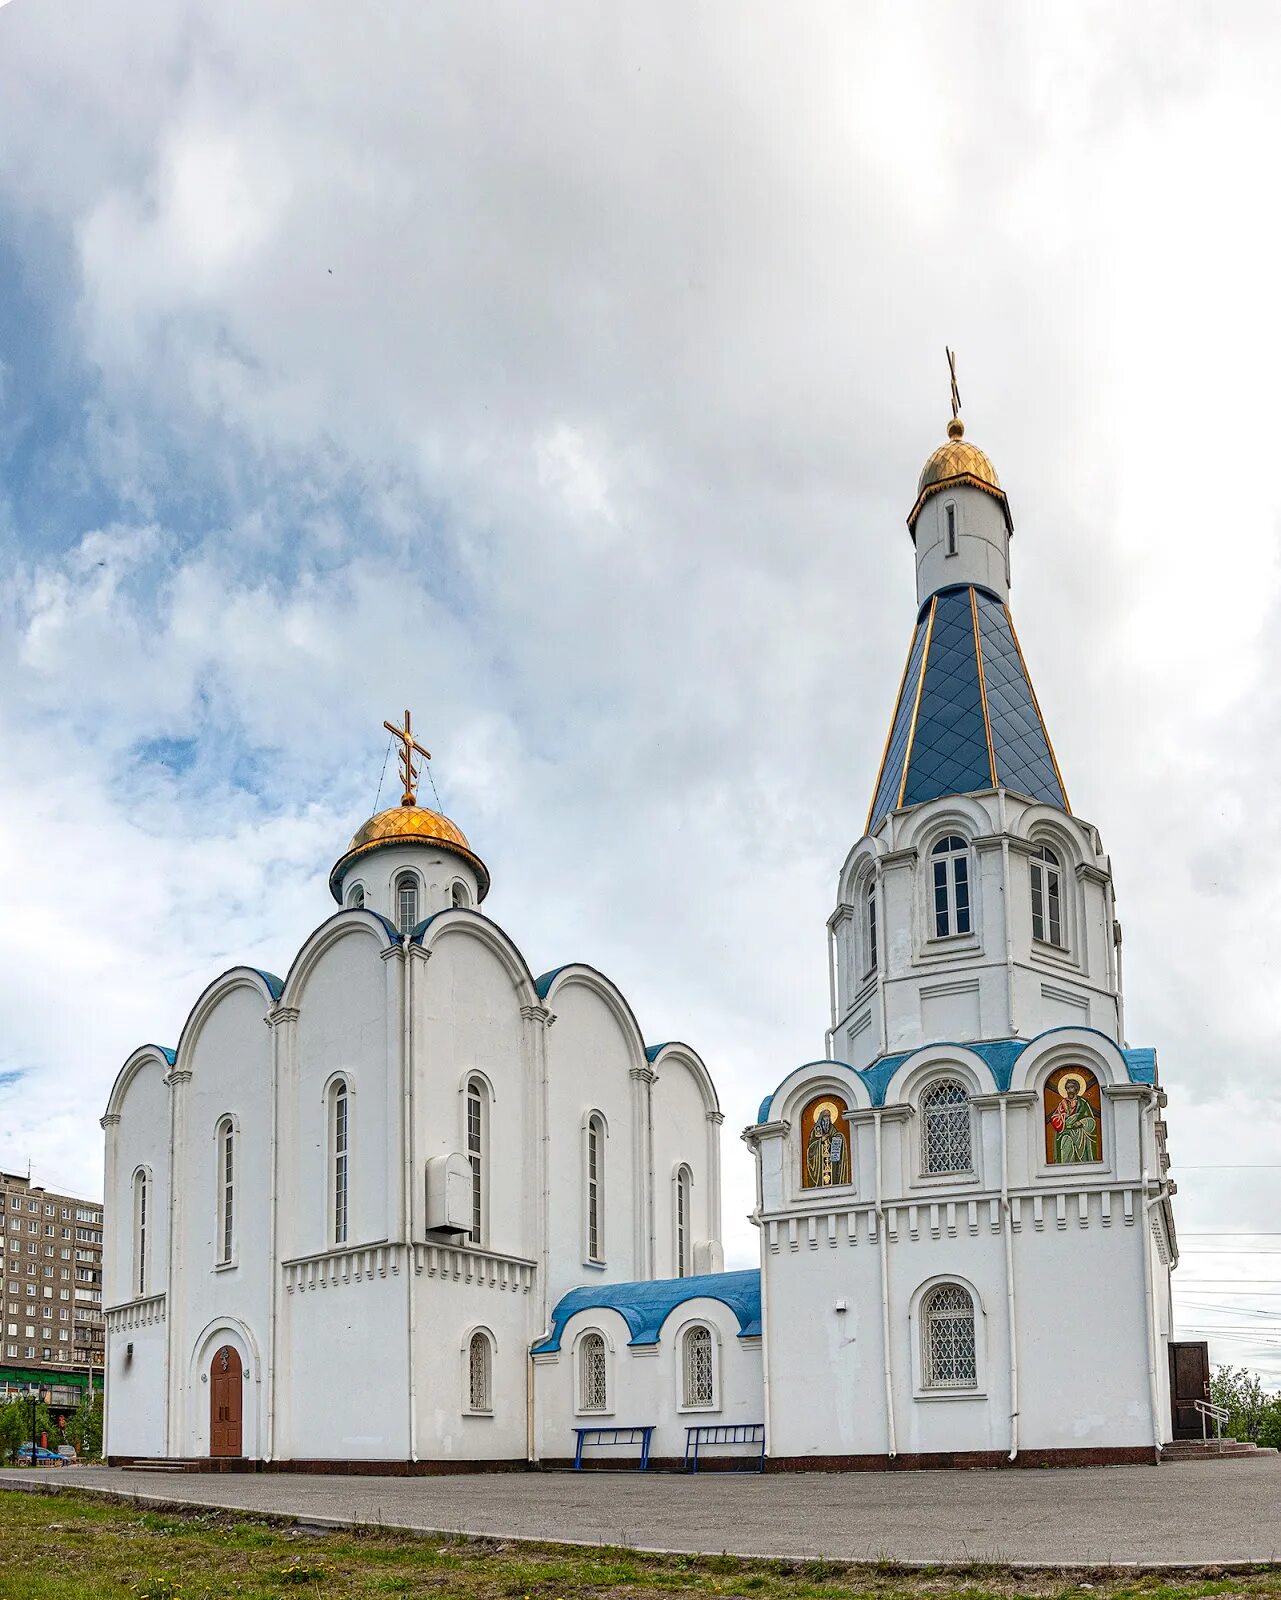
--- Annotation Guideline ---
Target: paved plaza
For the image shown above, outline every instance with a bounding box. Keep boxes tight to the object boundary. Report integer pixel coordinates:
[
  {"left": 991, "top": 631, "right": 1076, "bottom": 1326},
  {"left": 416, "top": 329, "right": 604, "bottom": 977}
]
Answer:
[{"left": 7, "top": 1459, "right": 1281, "bottom": 1566}]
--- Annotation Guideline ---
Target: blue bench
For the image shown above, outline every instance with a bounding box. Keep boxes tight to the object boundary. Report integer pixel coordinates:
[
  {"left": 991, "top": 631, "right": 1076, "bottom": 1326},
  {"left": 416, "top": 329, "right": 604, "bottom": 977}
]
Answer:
[
  {"left": 573, "top": 1424, "right": 654, "bottom": 1471},
  {"left": 684, "top": 1422, "right": 765, "bottom": 1472}
]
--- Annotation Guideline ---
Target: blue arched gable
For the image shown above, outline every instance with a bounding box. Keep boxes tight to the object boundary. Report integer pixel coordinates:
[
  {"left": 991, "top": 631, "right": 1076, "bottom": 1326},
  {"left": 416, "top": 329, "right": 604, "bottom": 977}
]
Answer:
[
  {"left": 532, "top": 1269, "right": 761, "bottom": 1354},
  {"left": 754, "top": 1027, "right": 1156, "bottom": 1123}
]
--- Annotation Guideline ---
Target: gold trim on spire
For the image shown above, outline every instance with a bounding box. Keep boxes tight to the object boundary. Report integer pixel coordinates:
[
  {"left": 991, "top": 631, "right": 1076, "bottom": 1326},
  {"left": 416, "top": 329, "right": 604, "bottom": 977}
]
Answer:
[
  {"left": 969, "top": 587, "right": 998, "bottom": 789},
  {"left": 383, "top": 709, "right": 431, "bottom": 807},
  {"left": 864, "top": 619, "right": 921, "bottom": 836},
  {"left": 1004, "top": 606, "right": 1072, "bottom": 814},
  {"left": 896, "top": 595, "right": 938, "bottom": 811}
]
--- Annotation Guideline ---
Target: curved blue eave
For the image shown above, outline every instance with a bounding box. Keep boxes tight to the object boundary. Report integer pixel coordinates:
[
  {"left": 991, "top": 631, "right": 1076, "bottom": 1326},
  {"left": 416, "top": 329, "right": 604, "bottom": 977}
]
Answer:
[
  {"left": 754, "top": 1028, "right": 1157, "bottom": 1122},
  {"left": 532, "top": 1269, "right": 761, "bottom": 1355},
  {"left": 534, "top": 964, "right": 571, "bottom": 999},
  {"left": 249, "top": 969, "right": 285, "bottom": 1001}
]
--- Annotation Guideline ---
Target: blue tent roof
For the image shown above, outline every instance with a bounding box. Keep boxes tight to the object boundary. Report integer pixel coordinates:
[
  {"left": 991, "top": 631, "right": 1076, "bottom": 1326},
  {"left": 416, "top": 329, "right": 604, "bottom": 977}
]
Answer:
[
  {"left": 532, "top": 1269, "right": 761, "bottom": 1354},
  {"left": 867, "top": 584, "right": 1068, "bottom": 832},
  {"left": 755, "top": 1028, "right": 1157, "bottom": 1122}
]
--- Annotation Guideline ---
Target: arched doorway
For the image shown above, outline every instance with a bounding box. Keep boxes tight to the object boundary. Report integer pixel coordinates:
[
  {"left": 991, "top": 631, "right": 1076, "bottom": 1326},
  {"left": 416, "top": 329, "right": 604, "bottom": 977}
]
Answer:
[{"left": 210, "top": 1344, "right": 243, "bottom": 1457}]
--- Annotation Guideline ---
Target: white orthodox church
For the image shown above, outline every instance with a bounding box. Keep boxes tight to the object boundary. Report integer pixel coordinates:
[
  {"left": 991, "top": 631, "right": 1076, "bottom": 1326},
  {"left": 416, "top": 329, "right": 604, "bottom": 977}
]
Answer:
[{"left": 102, "top": 396, "right": 1181, "bottom": 1471}]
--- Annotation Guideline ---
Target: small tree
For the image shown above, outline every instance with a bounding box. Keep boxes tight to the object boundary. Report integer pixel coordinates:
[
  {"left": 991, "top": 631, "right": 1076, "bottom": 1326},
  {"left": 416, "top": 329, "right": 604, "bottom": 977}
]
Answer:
[
  {"left": 0, "top": 1394, "right": 54, "bottom": 1462},
  {"left": 1210, "top": 1365, "right": 1273, "bottom": 1442},
  {"left": 65, "top": 1391, "right": 104, "bottom": 1459}
]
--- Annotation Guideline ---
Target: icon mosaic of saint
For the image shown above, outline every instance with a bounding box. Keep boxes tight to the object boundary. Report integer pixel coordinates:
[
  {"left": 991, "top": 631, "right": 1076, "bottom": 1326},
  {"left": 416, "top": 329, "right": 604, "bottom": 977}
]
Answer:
[
  {"left": 1045, "top": 1066, "right": 1102, "bottom": 1164},
  {"left": 802, "top": 1096, "right": 851, "bottom": 1188}
]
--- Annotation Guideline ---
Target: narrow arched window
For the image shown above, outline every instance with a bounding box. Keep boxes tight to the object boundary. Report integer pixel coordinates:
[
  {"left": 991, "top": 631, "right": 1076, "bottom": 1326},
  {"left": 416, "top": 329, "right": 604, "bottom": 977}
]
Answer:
[
  {"left": 578, "top": 1331, "right": 607, "bottom": 1412},
  {"left": 682, "top": 1324, "right": 714, "bottom": 1407},
  {"left": 330, "top": 1079, "right": 349, "bottom": 1246},
  {"left": 585, "top": 1114, "right": 605, "bottom": 1263},
  {"left": 675, "top": 1165, "right": 692, "bottom": 1277},
  {"left": 346, "top": 883, "right": 365, "bottom": 909},
  {"left": 131, "top": 1169, "right": 149, "bottom": 1298},
  {"left": 945, "top": 501, "right": 958, "bottom": 556},
  {"left": 216, "top": 1118, "right": 235, "bottom": 1265},
  {"left": 864, "top": 877, "right": 878, "bottom": 975},
  {"left": 931, "top": 836, "right": 971, "bottom": 937},
  {"left": 467, "top": 1077, "right": 487, "bottom": 1246},
  {"left": 451, "top": 881, "right": 470, "bottom": 909},
  {"left": 921, "top": 1079, "right": 972, "bottom": 1174},
  {"left": 923, "top": 1283, "right": 977, "bottom": 1388},
  {"left": 1030, "top": 845, "right": 1063, "bottom": 947},
  {"left": 468, "top": 1330, "right": 492, "bottom": 1412},
  {"left": 396, "top": 873, "right": 419, "bottom": 935}
]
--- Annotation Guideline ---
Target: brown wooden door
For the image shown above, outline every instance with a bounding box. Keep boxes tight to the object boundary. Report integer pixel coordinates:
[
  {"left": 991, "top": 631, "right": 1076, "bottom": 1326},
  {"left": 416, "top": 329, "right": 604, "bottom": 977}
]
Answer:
[
  {"left": 210, "top": 1345, "right": 243, "bottom": 1457},
  {"left": 1169, "top": 1340, "right": 1211, "bottom": 1439}
]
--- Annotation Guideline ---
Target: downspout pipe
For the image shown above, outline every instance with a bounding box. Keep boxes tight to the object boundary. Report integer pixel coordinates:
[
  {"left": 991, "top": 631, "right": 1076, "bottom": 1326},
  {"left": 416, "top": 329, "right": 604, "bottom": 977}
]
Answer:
[
  {"left": 1140, "top": 1095, "right": 1164, "bottom": 1458},
  {"left": 874, "top": 1110, "right": 897, "bottom": 1460},
  {"left": 1000, "top": 1096, "right": 1019, "bottom": 1462},
  {"left": 402, "top": 944, "right": 418, "bottom": 1462}
]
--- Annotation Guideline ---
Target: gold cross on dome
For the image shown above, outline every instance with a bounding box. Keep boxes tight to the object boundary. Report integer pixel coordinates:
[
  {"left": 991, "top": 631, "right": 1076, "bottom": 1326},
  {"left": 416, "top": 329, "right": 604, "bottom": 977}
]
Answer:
[
  {"left": 946, "top": 346, "right": 961, "bottom": 421},
  {"left": 383, "top": 709, "right": 431, "bottom": 807}
]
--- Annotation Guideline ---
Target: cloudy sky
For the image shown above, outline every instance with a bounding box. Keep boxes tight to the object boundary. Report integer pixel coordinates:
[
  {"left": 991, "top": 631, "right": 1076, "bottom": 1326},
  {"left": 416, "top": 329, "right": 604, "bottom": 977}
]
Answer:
[{"left": 3, "top": 2, "right": 1280, "bottom": 1375}]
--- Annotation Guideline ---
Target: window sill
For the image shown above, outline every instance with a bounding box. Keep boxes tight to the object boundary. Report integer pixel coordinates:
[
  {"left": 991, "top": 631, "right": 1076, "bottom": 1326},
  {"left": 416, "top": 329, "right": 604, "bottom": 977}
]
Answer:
[
  {"left": 677, "top": 1402, "right": 722, "bottom": 1415},
  {"left": 914, "top": 1388, "right": 987, "bottom": 1404},
  {"left": 462, "top": 1408, "right": 493, "bottom": 1418},
  {"left": 213, "top": 1258, "right": 238, "bottom": 1274},
  {"left": 581, "top": 1259, "right": 607, "bottom": 1272},
  {"left": 574, "top": 1409, "right": 615, "bottom": 1420},
  {"left": 912, "top": 1169, "right": 979, "bottom": 1190}
]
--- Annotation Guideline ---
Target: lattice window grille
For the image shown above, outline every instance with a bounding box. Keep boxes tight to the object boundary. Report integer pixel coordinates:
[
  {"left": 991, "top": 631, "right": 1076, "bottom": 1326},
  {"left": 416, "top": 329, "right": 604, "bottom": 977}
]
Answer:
[
  {"left": 468, "top": 1332, "right": 491, "bottom": 1411},
  {"left": 924, "top": 1284, "right": 977, "bottom": 1388},
  {"left": 467, "top": 1083, "right": 484, "bottom": 1244},
  {"left": 579, "top": 1332, "right": 607, "bottom": 1412},
  {"left": 921, "top": 1079, "right": 972, "bottom": 1174},
  {"left": 682, "top": 1325, "right": 714, "bottom": 1407}
]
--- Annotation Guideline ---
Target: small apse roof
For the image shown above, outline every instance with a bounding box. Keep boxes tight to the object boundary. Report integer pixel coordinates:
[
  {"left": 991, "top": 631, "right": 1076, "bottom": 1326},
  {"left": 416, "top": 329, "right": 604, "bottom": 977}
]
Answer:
[{"left": 867, "top": 583, "right": 1068, "bottom": 834}]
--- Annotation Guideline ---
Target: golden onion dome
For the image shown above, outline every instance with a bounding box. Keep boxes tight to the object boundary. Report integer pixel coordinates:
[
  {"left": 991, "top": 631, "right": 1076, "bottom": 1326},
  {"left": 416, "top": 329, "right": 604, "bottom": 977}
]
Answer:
[
  {"left": 328, "top": 803, "right": 490, "bottom": 904},
  {"left": 908, "top": 418, "right": 1011, "bottom": 534}
]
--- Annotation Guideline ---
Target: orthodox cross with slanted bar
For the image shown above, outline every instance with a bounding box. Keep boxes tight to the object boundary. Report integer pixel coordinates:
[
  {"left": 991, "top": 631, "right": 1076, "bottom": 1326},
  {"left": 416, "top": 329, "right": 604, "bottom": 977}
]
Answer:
[
  {"left": 946, "top": 346, "right": 961, "bottom": 421},
  {"left": 383, "top": 709, "right": 431, "bottom": 807}
]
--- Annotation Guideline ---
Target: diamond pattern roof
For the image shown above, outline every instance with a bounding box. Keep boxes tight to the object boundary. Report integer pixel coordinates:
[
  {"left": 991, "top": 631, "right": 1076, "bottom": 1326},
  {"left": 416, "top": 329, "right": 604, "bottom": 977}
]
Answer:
[{"left": 866, "top": 585, "right": 1067, "bottom": 832}]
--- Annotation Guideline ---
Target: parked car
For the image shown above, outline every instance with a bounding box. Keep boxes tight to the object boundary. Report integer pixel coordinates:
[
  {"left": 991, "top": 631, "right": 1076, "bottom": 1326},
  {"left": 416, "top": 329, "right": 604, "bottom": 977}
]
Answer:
[{"left": 18, "top": 1444, "right": 65, "bottom": 1465}]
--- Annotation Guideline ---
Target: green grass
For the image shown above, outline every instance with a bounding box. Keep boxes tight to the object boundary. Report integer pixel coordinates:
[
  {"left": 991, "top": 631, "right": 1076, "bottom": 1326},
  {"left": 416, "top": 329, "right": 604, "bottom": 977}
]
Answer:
[{"left": 3, "top": 1487, "right": 1281, "bottom": 1600}]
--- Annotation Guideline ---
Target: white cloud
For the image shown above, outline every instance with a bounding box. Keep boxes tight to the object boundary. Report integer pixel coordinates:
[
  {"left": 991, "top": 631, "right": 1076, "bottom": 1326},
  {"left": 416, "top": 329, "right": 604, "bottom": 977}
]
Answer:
[{"left": 1, "top": 0, "right": 1280, "bottom": 1369}]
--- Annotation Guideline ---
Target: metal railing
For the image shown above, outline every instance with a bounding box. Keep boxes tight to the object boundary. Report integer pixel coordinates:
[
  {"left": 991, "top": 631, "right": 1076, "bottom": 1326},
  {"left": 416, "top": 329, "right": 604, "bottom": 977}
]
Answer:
[{"left": 1193, "top": 1398, "right": 1229, "bottom": 1442}]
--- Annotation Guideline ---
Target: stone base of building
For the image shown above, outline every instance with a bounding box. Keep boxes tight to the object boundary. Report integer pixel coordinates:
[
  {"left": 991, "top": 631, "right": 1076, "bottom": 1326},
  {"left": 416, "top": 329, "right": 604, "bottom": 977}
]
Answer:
[{"left": 109, "top": 1444, "right": 1159, "bottom": 1474}]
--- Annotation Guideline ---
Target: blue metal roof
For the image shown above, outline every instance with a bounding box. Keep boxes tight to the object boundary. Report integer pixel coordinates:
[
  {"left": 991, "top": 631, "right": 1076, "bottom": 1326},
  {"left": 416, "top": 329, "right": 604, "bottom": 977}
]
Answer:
[
  {"left": 532, "top": 1269, "right": 761, "bottom": 1354},
  {"left": 868, "top": 585, "right": 1067, "bottom": 832},
  {"left": 534, "top": 964, "right": 571, "bottom": 998},
  {"left": 755, "top": 1028, "right": 1157, "bottom": 1122},
  {"left": 250, "top": 969, "right": 285, "bottom": 1000}
]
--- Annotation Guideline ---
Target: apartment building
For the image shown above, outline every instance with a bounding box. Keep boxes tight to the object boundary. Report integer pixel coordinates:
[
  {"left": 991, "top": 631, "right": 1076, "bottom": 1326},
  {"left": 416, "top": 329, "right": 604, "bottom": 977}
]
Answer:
[{"left": 0, "top": 1171, "right": 104, "bottom": 1404}]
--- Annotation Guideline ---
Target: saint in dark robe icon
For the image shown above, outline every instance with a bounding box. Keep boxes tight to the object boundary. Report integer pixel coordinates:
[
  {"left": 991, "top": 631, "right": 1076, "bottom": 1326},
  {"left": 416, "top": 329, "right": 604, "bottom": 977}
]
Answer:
[{"left": 805, "top": 1101, "right": 851, "bottom": 1187}]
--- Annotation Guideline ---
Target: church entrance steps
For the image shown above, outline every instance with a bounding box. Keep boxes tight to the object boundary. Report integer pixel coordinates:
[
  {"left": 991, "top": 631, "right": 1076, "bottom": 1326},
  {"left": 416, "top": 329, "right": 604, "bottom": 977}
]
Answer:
[{"left": 1161, "top": 1440, "right": 1279, "bottom": 1463}]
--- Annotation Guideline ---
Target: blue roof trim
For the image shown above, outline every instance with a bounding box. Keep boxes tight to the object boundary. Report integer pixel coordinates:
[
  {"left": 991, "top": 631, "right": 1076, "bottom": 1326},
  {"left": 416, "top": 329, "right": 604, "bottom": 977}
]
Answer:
[
  {"left": 532, "top": 1269, "right": 761, "bottom": 1355},
  {"left": 249, "top": 969, "right": 285, "bottom": 1001},
  {"left": 148, "top": 1045, "right": 177, "bottom": 1067},
  {"left": 645, "top": 1042, "right": 674, "bottom": 1062},
  {"left": 534, "top": 965, "right": 572, "bottom": 998},
  {"left": 868, "top": 585, "right": 1066, "bottom": 832},
  {"left": 755, "top": 1028, "right": 1157, "bottom": 1121}
]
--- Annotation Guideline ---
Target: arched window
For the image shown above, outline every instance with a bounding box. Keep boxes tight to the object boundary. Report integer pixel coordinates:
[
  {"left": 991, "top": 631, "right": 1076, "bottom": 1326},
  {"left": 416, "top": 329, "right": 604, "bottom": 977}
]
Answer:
[
  {"left": 131, "top": 1169, "right": 149, "bottom": 1298},
  {"left": 585, "top": 1113, "right": 605, "bottom": 1263},
  {"left": 467, "top": 1330, "right": 492, "bottom": 1413},
  {"left": 396, "top": 872, "right": 419, "bottom": 935},
  {"left": 674, "top": 1165, "right": 692, "bottom": 1277},
  {"left": 346, "top": 883, "right": 365, "bottom": 910},
  {"left": 578, "top": 1331, "right": 608, "bottom": 1412},
  {"left": 922, "top": 1283, "right": 977, "bottom": 1389},
  {"left": 451, "top": 881, "right": 470, "bottom": 909},
  {"left": 216, "top": 1118, "right": 235, "bottom": 1265},
  {"left": 681, "top": 1324, "right": 715, "bottom": 1408},
  {"left": 466, "top": 1076, "right": 487, "bottom": 1246},
  {"left": 1030, "top": 844, "right": 1063, "bottom": 947},
  {"left": 330, "top": 1079, "right": 349, "bottom": 1246},
  {"left": 931, "top": 835, "right": 971, "bottom": 937},
  {"left": 945, "top": 501, "right": 958, "bottom": 556},
  {"left": 921, "top": 1079, "right": 972, "bottom": 1174},
  {"left": 864, "top": 877, "right": 878, "bottom": 975}
]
